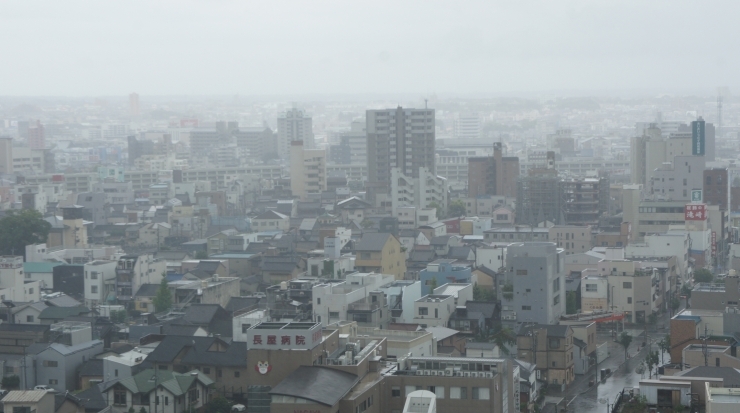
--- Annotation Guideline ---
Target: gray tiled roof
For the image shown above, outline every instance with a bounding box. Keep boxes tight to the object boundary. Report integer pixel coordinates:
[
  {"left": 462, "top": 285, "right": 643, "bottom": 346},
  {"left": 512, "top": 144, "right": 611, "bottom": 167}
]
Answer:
[{"left": 355, "top": 233, "right": 393, "bottom": 251}]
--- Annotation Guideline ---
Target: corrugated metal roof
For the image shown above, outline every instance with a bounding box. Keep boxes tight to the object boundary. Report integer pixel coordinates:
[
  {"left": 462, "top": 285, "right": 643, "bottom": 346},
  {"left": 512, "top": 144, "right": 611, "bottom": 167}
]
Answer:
[{"left": 1, "top": 390, "right": 50, "bottom": 402}]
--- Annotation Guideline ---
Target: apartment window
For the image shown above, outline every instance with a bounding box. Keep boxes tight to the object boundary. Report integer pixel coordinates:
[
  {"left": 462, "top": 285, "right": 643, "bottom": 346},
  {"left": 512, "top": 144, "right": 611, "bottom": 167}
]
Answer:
[
  {"left": 472, "top": 387, "right": 489, "bottom": 400},
  {"left": 43, "top": 360, "right": 58, "bottom": 367},
  {"left": 49, "top": 379, "right": 58, "bottom": 385},
  {"left": 90, "top": 272, "right": 98, "bottom": 280},
  {"left": 234, "top": 371, "right": 240, "bottom": 377},
  {"left": 28, "top": 288, "right": 33, "bottom": 295},
  {"left": 553, "top": 278, "right": 560, "bottom": 292},
  {"left": 627, "top": 297, "right": 632, "bottom": 304},
  {"left": 392, "top": 387, "right": 401, "bottom": 397},
  {"left": 553, "top": 295, "right": 560, "bottom": 305},
  {"left": 26, "top": 315, "right": 34, "bottom": 322},
  {"left": 317, "top": 298, "right": 321, "bottom": 305},
  {"left": 623, "top": 282, "right": 632, "bottom": 289},
  {"left": 329, "top": 311, "right": 339, "bottom": 318},
  {"left": 203, "top": 368, "right": 210, "bottom": 374},
  {"left": 522, "top": 306, "right": 532, "bottom": 310},
  {"left": 516, "top": 269, "right": 528, "bottom": 275},
  {"left": 585, "top": 284, "right": 597, "bottom": 292},
  {"left": 361, "top": 253, "right": 371, "bottom": 259},
  {"left": 419, "top": 307, "right": 428, "bottom": 315},
  {"left": 165, "top": 396, "right": 169, "bottom": 406},
  {"left": 450, "top": 387, "right": 467, "bottom": 399},
  {"left": 217, "top": 369, "right": 222, "bottom": 378},
  {"left": 91, "top": 286, "right": 98, "bottom": 294},
  {"left": 549, "top": 338, "right": 560, "bottom": 349}
]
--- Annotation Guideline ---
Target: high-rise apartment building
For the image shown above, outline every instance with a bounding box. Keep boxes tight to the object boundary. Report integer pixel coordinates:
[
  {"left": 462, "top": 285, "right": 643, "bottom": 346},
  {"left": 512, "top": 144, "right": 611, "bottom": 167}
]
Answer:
[
  {"left": 289, "top": 140, "right": 327, "bottom": 200},
  {"left": 234, "top": 126, "right": 275, "bottom": 160},
  {"left": 27, "top": 121, "right": 44, "bottom": 150},
  {"left": 366, "top": 107, "right": 435, "bottom": 206},
  {"left": 467, "top": 142, "right": 519, "bottom": 198},
  {"left": 278, "top": 108, "right": 314, "bottom": 157},
  {"left": 129, "top": 93, "right": 140, "bottom": 117},
  {"left": 329, "top": 120, "right": 367, "bottom": 165}
]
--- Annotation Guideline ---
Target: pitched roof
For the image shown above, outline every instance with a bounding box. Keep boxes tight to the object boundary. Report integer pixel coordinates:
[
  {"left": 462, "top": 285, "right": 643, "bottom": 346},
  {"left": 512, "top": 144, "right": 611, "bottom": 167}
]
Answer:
[
  {"left": 676, "top": 366, "right": 740, "bottom": 387},
  {"left": 183, "top": 304, "right": 227, "bottom": 325},
  {"left": 269, "top": 366, "right": 359, "bottom": 407},
  {"left": 135, "top": 283, "right": 160, "bottom": 297},
  {"left": 517, "top": 324, "right": 571, "bottom": 338},
  {"left": 225, "top": 296, "right": 261, "bottom": 312},
  {"left": 111, "top": 368, "right": 213, "bottom": 396},
  {"left": 448, "top": 246, "right": 473, "bottom": 260},
  {"left": 38, "top": 305, "right": 90, "bottom": 320},
  {"left": 465, "top": 301, "right": 497, "bottom": 319},
  {"left": 430, "top": 235, "right": 453, "bottom": 245},
  {"left": 409, "top": 250, "right": 435, "bottom": 262},
  {"left": 254, "top": 210, "right": 289, "bottom": 220},
  {"left": 46, "top": 295, "right": 82, "bottom": 307},
  {"left": 424, "top": 326, "right": 459, "bottom": 341},
  {"left": 145, "top": 336, "right": 247, "bottom": 367},
  {"left": 354, "top": 232, "right": 393, "bottom": 252},
  {"left": 74, "top": 384, "right": 109, "bottom": 411}
]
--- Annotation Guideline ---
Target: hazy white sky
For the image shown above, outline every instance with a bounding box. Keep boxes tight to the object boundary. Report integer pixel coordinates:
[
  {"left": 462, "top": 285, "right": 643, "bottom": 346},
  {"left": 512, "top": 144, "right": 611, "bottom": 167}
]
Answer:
[{"left": 2, "top": 0, "right": 739, "bottom": 96}]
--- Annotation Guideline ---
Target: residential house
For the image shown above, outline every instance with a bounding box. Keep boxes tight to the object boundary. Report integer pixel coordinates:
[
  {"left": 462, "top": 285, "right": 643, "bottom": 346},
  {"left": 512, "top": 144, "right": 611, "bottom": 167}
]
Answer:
[
  {"left": 252, "top": 210, "right": 290, "bottom": 232},
  {"left": 354, "top": 233, "right": 407, "bottom": 280},
  {"left": 516, "top": 324, "right": 575, "bottom": 388},
  {"left": 413, "top": 295, "right": 456, "bottom": 328},
  {"left": 144, "top": 335, "right": 247, "bottom": 391},
  {"left": 261, "top": 255, "right": 304, "bottom": 285},
  {"left": 312, "top": 272, "right": 395, "bottom": 327},
  {"left": 430, "top": 235, "right": 463, "bottom": 257},
  {"left": 137, "top": 222, "right": 171, "bottom": 246},
  {"left": 83, "top": 260, "right": 117, "bottom": 308},
  {"left": 103, "top": 368, "right": 213, "bottom": 413},
  {"left": 33, "top": 340, "right": 105, "bottom": 391}
]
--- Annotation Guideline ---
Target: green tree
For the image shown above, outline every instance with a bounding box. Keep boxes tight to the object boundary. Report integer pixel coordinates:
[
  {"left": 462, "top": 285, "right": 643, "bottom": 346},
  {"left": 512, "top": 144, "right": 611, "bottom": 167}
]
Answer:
[
  {"left": 447, "top": 200, "right": 467, "bottom": 218},
  {"left": 473, "top": 285, "right": 495, "bottom": 302},
  {"left": 0, "top": 209, "right": 52, "bottom": 258},
  {"left": 645, "top": 350, "right": 659, "bottom": 379},
  {"left": 566, "top": 291, "right": 578, "bottom": 315},
  {"left": 195, "top": 250, "right": 208, "bottom": 260},
  {"left": 204, "top": 396, "right": 232, "bottom": 413},
  {"left": 428, "top": 277, "right": 438, "bottom": 293},
  {"left": 480, "top": 324, "right": 516, "bottom": 355},
  {"left": 648, "top": 312, "right": 657, "bottom": 326},
  {"left": 139, "top": 408, "right": 148, "bottom": 413},
  {"left": 110, "top": 309, "right": 127, "bottom": 323},
  {"left": 153, "top": 273, "right": 173, "bottom": 313},
  {"left": 427, "top": 201, "right": 444, "bottom": 219},
  {"left": 693, "top": 268, "right": 713, "bottom": 283},
  {"left": 618, "top": 332, "right": 633, "bottom": 361},
  {"left": 670, "top": 297, "right": 681, "bottom": 312},
  {"left": 1, "top": 375, "right": 20, "bottom": 389},
  {"left": 657, "top": 335, "right": 670, "bottom": 364},
  {"left": 322, "top": 260, "right": 335, "bottom": 277},
  {"left": 502, "top": 283, "right": 514, "bottom": 301},
  {"left": 360, "top": 219, "right": 375, "bottom": 229}
]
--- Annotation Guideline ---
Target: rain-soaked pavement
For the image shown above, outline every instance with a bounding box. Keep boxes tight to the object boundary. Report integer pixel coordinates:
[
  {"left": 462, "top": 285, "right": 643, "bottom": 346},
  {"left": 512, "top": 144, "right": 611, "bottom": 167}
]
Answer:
[{"left": 549, "top": 326, "right": 671, "bottom": 413}]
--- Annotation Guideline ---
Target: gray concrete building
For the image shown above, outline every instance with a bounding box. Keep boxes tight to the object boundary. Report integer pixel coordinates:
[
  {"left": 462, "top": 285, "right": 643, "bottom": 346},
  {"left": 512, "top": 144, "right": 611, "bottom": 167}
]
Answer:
[
  {"left": 499, "top": 242, "right": 565, "bottom": 325},
  {"left": 366, "top": 107, "right": 435, "bottom": 206},
  {"left": 33, "top": 340, "right": 104, "bottom": 391},
  {"left": 278, "top": 108, "right": 314, "bottom": 156},
  {"left": 650, "top": 155, "right": 705, "bottom": 201}
]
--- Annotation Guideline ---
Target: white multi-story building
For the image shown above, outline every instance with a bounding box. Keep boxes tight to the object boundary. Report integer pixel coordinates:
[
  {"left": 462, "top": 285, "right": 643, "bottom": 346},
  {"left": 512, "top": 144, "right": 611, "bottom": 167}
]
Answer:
[
  {"left": 83, "top": 261, "right": 117, "bottom": 308},
  {"left": 391, "top": 167, "right": 448, "bottom": 217},
  {"left": 0, "top": 256, "right": 41, "bottom": 304},
  {"left": 412, "top": 294, "right": 456, "bottom": 328},
  {"left": 312, "top": 272, "right": 395, "bottom": 326},
  {"left": 378, "top": 280, "right": 422, "bottom": 323},
  {"left": 580, "top": 275, "right": 609, "bottom": 312}
]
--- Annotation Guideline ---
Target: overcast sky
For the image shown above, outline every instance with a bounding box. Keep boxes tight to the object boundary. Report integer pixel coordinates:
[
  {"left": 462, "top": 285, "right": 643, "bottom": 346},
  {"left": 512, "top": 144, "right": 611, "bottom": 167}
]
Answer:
[{"left": 2, "top": 0, "right": 739, "bottom": 97}]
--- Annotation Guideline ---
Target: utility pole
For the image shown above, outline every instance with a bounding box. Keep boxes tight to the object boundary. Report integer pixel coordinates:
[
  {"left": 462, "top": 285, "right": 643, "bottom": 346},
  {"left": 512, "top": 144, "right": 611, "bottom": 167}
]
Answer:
[{"left": 702, "top": 324, "right": 709, "bottom": 367}]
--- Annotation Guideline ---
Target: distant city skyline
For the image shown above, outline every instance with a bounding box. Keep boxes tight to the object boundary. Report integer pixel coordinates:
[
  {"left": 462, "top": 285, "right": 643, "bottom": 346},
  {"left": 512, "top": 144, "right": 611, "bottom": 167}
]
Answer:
[{"left": 1, "top": 1, "right": 739, "bottom": 96}]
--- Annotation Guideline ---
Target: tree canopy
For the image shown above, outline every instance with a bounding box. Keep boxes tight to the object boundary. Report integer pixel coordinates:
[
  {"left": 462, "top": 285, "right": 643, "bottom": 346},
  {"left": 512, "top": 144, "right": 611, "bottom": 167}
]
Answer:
[
  {"left": 618, "top": 332, "right": 632, "bottom": 361},
  {"left": 0, "top": 209, "right": 51, "bottom": 258},
  {"left": 693, "top": 268, "right": 713, "bottom": 283},
  {"left": 447, "top": 200, "right": 466, "bottom": 218},
  {"left": 153, "top": 273, "right": 173, "bottom": 313}
]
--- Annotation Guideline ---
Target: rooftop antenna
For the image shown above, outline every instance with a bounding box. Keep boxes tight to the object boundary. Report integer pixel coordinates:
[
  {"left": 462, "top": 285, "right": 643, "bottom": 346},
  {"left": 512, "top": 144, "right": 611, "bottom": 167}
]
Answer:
[{"left": 424, "top": 98, "right": 428, "bottom": 109}]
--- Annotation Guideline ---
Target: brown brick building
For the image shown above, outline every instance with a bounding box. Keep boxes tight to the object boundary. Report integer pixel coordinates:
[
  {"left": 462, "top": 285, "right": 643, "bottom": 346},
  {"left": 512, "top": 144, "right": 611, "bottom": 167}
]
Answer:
[
  {"left": 704, "top": 168, "right": 729, "bottom": 211},
  {"left": 468, "top": 142, "right": 519, "bottom": 198}
]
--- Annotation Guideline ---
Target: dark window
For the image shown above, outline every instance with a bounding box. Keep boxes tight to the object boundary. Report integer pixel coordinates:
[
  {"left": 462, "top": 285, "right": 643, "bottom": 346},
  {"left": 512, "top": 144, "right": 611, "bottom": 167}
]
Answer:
[
  {"left": 623, "top": 282, "right": 632, "bottom": 289},
  {"left": 392, "top": 387, "right": 401, "bottom": 397}
]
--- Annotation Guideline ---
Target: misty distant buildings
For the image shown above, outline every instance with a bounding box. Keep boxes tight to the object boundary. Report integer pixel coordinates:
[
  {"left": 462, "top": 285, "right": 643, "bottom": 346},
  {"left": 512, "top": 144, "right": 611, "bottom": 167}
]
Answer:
[
  {"left": 278, "top": 108, "right": 314, "bottom": 157},
  {"left": 27, "top": 121, "right": 44, "bottom": 150},
  {"left": 235, "top": 126, "right": 276, "bottom": 160},
  {"left": 0, "top": 137, "right": 13, "bottom": 175},
  {"left": 329, "top": 120, "right": 367, "bottom": 165},
  {"left": 366, "top": 107, "right": 435, "bottom": 207},
  {"left": 127, "top": 136, "right": 155, "bottom": 166},
  {"left": 289, "top": 140, "right": 327, "bottom": 200},
  {"left": 129, "top": 92, "right": 140, "bottom": 117},
  {"left": 453, "top": 113, "right": 481, "bottom": 139}
]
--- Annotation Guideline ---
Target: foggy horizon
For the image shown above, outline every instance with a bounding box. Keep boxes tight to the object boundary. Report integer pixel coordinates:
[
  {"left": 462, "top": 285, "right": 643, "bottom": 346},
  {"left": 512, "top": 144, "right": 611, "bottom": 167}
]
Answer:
[{"left": 3, "top": 0, "right": 740, "bottom": 96}]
